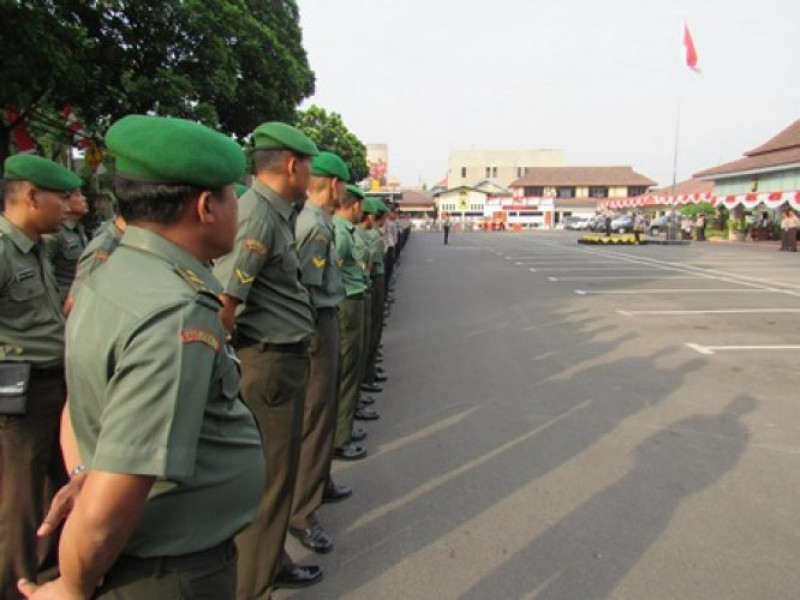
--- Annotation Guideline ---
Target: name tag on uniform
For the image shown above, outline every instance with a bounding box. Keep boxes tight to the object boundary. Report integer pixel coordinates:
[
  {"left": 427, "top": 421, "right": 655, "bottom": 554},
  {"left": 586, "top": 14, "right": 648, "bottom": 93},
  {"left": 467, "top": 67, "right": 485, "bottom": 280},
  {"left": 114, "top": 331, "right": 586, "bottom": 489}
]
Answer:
[{"left": 14, "top": 268, "right": 35, "bottom": 283}]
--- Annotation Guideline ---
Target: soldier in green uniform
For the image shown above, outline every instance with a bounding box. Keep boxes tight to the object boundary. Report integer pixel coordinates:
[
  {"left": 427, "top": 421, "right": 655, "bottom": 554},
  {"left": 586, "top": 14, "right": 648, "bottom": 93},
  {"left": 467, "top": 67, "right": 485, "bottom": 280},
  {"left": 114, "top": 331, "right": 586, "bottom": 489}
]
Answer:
[
  {"left": 362, "top": 199, "right": 389, "bottom": 389},
  {"left": 64, "top": 214, "right": 126, "bottom": 313},
  {"left": 18, "top": 114, "right": 265, "bottom": 600},
  {"left": 332, "top": 185, "right": 370, "bottom": 460},
  {"left": 0, "top": 154, "right": 78, "bottom": 599},
  {"left": 213, "top": 122, "right": 321, "bottom": 597},
  {"left": 288, "top": 152, "right": 350, "bottom": 555},
  {"left": 42, "top": 188, "right": 90, "bottom": 305}
]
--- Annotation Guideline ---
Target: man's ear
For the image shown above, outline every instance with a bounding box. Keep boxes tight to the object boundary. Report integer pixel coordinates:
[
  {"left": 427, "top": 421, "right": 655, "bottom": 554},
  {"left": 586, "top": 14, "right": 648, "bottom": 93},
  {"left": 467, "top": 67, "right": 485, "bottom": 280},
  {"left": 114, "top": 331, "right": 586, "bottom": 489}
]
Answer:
[{"left": 196, "top": 190, "right": 215, "bottom": 224}]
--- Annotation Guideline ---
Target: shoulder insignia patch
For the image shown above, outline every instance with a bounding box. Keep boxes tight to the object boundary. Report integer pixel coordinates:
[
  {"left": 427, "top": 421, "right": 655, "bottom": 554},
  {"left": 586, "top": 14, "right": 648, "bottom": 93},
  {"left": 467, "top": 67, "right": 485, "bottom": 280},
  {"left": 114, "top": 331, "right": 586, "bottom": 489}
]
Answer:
[
  {"left": 312, "top": 256, "right": 326, "bottom": 269},
  {"left": 244, "top": 239, "right": 267, "bottom": 256},
  {"left": 361, "top": 261, "right": 367, "bottom": 270},
  {"left": 180, "top": 328, "right": 220, "bottom": 352},
  {"left": 336, "top": 258, "right": 344, "bottom": 268},
  {"left": 236, "top": 269, "right": 254, "bottom": 285}
]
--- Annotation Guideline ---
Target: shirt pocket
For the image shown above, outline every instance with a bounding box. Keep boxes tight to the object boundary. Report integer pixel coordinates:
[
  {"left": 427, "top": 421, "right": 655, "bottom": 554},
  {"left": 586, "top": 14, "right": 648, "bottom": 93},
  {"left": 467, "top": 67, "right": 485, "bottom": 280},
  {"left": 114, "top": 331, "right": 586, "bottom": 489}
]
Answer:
[
  {"left": 61, "top": 239, "right": 83, "bottom": 261},
  {"left": 1, "top": 273, "right": 45, "bottom": 319}
]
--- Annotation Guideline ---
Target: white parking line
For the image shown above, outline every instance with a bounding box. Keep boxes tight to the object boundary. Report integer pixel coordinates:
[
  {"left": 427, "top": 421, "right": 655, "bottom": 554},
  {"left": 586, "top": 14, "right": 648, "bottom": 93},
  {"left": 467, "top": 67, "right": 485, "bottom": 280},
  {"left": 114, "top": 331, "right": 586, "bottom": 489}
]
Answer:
[
  {"left": 618, "top": 308, "right": 800, "bottom": 316},
  {"left": 686, "top": 343, "right": 800, "bottom": 355},
  {"left": 575, "top": 288, "right": 777, "bottom": 296},
  {"left": 531, "top": 267, "right": 660, "bottom": 272},
  {"left": 549, "top": 276, "right": 699, "bottom": 282}
]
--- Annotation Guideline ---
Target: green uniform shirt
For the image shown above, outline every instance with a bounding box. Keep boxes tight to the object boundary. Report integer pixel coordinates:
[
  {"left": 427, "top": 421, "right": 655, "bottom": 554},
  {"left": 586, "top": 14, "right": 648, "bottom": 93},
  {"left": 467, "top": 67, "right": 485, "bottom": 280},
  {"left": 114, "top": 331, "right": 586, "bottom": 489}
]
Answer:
[
  {"left": 69, "top": 220, "right": 124, "bottom": 300},
  {"left": 332, "top": 215, "right": 368, "bottom": 298},
  {"left": 213, "top": 180, "right": 314, "bottom": 344},
  {"left": 365, "top": 227, "right": 385, "bottom": 277},
  {"left": 66, "top": 226, "right": 264, "bottom": 557},
  {"left": 42, "top": 220, "right": 88, "bottom": 302},
  {"left": 0, "top": 215, "right": 65, "bottom": 367},
  {"left": 354, "top": 226, "right": 372, "bottom": 288},
  {"left": 295, "top": 203, "right": 344, "bottom": 310}
]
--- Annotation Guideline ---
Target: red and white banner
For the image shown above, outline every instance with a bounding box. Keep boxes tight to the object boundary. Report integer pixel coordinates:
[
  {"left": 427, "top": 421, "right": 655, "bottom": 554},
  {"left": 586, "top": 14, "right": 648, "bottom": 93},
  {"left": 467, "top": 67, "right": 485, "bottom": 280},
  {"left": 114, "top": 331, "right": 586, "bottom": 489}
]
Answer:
[
  {"left": 62, "top": 105, "right": 91, "bottom": 149},
  {"left": 4, "top": 107, "right": 37, "bottom": 153}
]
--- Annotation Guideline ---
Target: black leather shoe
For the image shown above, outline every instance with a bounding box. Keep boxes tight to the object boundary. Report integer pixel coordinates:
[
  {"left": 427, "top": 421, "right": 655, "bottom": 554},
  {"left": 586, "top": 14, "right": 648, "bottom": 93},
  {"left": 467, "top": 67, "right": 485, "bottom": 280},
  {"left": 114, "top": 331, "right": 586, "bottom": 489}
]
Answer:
[
  {"left": 354, "top": 406, "right": 380, "bottom": 421},
  {"left": 273, "top": 565, "right": 323, "bottom": 589},
  {"left": 361, "top": 383, "right": 383, "bottom": 393},
  {"left": 375, "top": 366, "right": 386, "bottom": 376},
  {"left": 374, "top": 374, "right": 388, "bottom": 383},
  {"left": 375, "top": 356, "right": 384, "bottom": 364},
  {"left": 351, "top": 427, "right": 368, "bottom": 442},
  {"left": 289, "top": 524, "right": 334, "bottom": 554},
  {"left": 322, "top": 482, "right": 353, "bottom": 503},
  {"left": 333, "top": 443, "right": 366, "bottom": 461},
  {"left": 359, "top": 395, "right": 375, "bottom": 406}
]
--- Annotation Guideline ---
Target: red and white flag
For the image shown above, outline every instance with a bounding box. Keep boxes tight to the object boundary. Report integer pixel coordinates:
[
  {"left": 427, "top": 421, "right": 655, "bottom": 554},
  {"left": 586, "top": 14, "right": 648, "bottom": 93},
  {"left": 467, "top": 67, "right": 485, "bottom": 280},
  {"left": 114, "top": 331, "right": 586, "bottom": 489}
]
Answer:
[
  {"left": 62, "top": 105, "right": 91, "bottom": 149},
  {"left": 4, "top": 107, "right": 37, "bottom": 153},
  {"left": 683, "top": 24, "right": 700, "bottom": 73}
]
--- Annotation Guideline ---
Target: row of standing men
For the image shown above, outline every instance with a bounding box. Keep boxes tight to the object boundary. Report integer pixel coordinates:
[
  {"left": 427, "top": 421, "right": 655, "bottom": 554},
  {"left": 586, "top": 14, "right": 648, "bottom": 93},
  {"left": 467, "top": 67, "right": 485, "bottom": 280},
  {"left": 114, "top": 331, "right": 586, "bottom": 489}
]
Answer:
[{"left": 0, "top": 116, "right": 410, "bottom": 599}]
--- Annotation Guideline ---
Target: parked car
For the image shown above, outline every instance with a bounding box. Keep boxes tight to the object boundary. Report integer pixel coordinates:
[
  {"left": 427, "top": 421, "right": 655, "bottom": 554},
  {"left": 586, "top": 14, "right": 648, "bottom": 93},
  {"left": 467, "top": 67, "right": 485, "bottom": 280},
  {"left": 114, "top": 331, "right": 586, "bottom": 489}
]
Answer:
[
  {"left": 648, "top": 214, "right": 679, "bottom": 235},
  {"left": 587, "top": 216, "right": 605, "bottom": 232},
  {"left": 610, "top": 215, "right": 634, "bottom": 233},
  {"left": 563, "top": 216, "right": 589, "bottom": 230}
]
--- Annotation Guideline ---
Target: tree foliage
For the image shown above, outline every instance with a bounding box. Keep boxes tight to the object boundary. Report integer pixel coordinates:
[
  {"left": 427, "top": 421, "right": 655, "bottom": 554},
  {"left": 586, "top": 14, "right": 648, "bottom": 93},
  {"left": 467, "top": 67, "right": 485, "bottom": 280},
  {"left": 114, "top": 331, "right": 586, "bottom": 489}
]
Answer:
[
  {"left": 295, "top": 105, "right": 369, "bottom": 183},
  {"left": 1, "top": 0, "right": 315, "bottom": 170}
]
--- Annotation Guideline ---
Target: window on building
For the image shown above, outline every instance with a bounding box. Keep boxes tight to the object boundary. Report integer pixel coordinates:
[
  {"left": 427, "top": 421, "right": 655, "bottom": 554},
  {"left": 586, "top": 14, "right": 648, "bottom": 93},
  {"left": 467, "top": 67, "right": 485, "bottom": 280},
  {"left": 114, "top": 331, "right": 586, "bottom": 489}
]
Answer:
[
  {"left": 471, "top": 204, "right": 482, "bottom": 211},
  {"left": 517, "top": 167, "right": 529, "bottom": 178},
  {"left": 461, "top": 167, "right": 466, "bottom": 178},
  {"left": 589, "top": 187, "right": 609, "bottom": 198},
  {"left": 492, "top": 167, "right": 498, "bottom": 178},
  {"left": 627, "top": 186, "right": 647, "bottom": 197},
  {"left": 485, "top": 167, "right": 491, "bottom": 178},
  {"left": 524, "top": 186, "right": 544, "bottom": 197},
  {"left": 557, "top": 187, "right": 576, "bottom": 199}
]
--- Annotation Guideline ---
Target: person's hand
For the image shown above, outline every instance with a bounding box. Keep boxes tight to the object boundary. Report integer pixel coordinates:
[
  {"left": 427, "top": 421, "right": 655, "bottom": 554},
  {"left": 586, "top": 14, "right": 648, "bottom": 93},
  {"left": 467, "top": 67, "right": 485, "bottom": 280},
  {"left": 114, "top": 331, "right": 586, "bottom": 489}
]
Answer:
[
  {"left": 17, "top": 578, "right": 86, "bottom": 600},
  {"left": 37, "top": 472, "right": 87, "bottom": 537}
]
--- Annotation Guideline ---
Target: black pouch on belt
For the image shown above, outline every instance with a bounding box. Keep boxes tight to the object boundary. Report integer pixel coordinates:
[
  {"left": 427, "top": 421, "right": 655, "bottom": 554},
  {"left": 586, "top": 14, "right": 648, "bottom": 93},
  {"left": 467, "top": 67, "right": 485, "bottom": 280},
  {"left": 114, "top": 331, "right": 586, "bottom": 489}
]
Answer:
[{"left": 0, "top": 362, "right": 30, "bottom": 415}]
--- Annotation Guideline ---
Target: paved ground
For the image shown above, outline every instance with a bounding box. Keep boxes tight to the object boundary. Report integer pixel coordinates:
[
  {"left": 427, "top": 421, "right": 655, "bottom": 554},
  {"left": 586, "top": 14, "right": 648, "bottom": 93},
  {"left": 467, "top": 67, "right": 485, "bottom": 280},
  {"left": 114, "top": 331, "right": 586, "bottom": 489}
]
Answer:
[{"left": 284, "top": 230, "right": 800, "bottom": 600}]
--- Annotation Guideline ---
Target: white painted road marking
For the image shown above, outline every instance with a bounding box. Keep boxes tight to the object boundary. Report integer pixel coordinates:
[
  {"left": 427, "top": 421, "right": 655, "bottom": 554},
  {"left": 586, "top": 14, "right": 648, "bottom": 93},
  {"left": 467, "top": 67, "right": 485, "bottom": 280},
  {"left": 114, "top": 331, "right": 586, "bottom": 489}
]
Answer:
[
  {"left": 618, "top": 308, "right": 800, "bottom": 316},
  {"left": 549, "top": 275, "right": 700, "bottom": 282},
  {"left": 574, "top": 288, "right": 778, "bottom": 296},
  {"left": 686, "top": 343, "right": 800, "bottom": 355}
]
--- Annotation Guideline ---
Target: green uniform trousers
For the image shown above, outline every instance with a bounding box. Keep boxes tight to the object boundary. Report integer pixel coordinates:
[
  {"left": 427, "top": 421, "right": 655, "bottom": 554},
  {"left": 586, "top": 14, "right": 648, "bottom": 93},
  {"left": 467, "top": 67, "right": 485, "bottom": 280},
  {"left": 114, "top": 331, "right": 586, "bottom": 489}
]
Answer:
[
  {"left": 364, "top": 275, "right": 385, "bottom": 385},
  {"left": 333, "top": 296, "right": 365, "bottom": 448},
  {"left": 361, "top": 290, "right": 372, "bottom": 384},
  {"left": 290, "top": 309, "right": 340, "bottom": 530},
  {"left": 234, "top": 347, "right": 309, "bottom": 600},
  {"left": 0, "top": 370, "right": 67, "bottom": 599},
  {"left": 94, "top": 541, "right": 237, "bottom": 600}
]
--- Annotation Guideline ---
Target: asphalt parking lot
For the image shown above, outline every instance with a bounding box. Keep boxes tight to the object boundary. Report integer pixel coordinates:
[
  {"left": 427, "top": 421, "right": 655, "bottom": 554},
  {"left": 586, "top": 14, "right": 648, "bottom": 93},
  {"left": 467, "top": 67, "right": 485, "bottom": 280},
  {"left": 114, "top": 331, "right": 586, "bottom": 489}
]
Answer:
[{"left": 285, "top": 230, "right": 800, "bottom": 600}]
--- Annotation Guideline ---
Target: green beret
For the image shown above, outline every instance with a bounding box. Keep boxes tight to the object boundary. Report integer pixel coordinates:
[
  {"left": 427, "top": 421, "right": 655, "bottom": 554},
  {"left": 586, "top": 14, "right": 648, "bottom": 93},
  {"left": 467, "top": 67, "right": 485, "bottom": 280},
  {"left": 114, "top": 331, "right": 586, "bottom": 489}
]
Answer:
[
  {"left": 252, "top": 122, "right": 319, "bottom": 156},
  {"left": 234, "top": 183, "right": 249, "bottom": 198},
  {"left": 345, "top": 184, "right": 365, "bottom": 201},
  {"left": 106, "top": 115, "right": 245, "bottom": 187},
  {"left": 311, "top": 152, "right": 350, "bottom": 181},
  {"left": 4, "top": 154, "right": 81, "bottom": 191},
  {"left": 373, "top": 199, "right": 389, "bottom": 214},
  {"left": 361, "top": 198, "right": 383, "bottom": 214}
]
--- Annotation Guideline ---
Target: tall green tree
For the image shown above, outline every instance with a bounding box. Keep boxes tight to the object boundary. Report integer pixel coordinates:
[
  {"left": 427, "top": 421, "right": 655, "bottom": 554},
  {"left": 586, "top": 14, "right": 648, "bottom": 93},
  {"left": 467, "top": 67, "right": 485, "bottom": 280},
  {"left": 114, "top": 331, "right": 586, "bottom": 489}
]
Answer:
[
  {"left": 1, "top": 0, "right": 315, "bottom": 171},
  {"left": 295, "top": 105, "right": 369, "bottom": 183}
]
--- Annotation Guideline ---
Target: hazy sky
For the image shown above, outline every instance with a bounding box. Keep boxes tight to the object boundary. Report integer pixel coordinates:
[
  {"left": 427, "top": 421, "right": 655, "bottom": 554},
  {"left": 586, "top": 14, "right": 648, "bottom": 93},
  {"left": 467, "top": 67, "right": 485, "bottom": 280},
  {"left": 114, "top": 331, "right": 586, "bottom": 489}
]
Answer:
[{"left": 297, "top": 0, "right": 800, "bottom": 189}]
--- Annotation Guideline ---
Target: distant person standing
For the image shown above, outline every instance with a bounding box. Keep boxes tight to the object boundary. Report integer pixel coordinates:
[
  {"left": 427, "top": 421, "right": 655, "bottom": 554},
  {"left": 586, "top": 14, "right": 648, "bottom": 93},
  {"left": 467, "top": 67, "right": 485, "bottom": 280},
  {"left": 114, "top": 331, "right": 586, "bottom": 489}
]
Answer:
[
  {"left": 443, "top": 217, "right": 451, "bottom": 245},
  {"left": 695, "top": 214, "right": 706, "bottom": 241},
  {"left": 781, "top": 209, "right": 799, "bottom": 252}
]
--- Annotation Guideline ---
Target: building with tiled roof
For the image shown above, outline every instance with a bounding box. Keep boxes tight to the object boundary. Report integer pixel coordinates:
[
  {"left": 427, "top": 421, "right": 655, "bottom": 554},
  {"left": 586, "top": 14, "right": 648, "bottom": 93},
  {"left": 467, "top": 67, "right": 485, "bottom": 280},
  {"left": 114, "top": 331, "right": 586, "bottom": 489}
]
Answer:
[
  {"left": 509, "top": 166, "right": 657, "bottom": 199},
  {"left": 694, "top": 119, "right": 800, "bottom": 195}
]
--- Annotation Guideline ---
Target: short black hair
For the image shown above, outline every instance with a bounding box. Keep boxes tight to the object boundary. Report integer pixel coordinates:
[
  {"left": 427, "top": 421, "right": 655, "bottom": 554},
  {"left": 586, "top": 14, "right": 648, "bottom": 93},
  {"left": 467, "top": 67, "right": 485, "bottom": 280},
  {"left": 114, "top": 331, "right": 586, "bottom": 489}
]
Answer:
[
  {"left": 340, "top": 194, "right": 361, "bottom": 209},
  {"left": 113, "top": 175, "right": 221, "bottom": 225},
  {"left": 1, "top": 180, "right": 27, "bottom": 211},
  {"left": 252, "top": 148, "right": 291, "bottom": 174}
]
